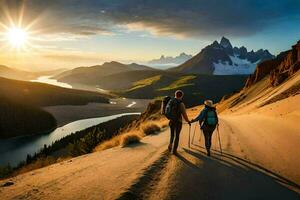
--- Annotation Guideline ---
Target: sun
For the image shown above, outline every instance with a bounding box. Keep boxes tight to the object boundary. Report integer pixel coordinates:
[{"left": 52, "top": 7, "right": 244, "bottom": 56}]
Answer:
[{"left": 6, "top": 27, "right": 28, "bottom": 48}]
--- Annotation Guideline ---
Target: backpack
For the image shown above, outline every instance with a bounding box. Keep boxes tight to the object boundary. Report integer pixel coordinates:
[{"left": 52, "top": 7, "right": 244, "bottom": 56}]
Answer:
[
  {"left": 164, "top": 98, "right": 182, "bottom": 121},
  {"left": 204, "top": 108, "right": 218, "bottom": 126},
  {"left": 161, "top": 96, "right": 171, "bottom": 115}
]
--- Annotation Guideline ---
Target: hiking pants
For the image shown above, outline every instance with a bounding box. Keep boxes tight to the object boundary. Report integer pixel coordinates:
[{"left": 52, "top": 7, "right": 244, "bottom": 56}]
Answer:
[
  {"left": 169, "top": 121, "right": 182, "bottom": 151},
  {"left": 202, "top": 126, "right": 216, "bottom": 151}
]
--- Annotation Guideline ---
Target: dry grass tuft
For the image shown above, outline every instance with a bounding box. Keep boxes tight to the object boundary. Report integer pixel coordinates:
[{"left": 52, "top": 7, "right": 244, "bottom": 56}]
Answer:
[
  {"left": 120, "top": 132, "right": 142, "bottom": 147},
  {"left": 94, "top": 119, "right": 167, "bottom": 152},
  {"left": 141, "top": 122, "right": 161, "bottom": 135},
  {"left": 94, "top": 135, "right": 122, "bottom": 151}
]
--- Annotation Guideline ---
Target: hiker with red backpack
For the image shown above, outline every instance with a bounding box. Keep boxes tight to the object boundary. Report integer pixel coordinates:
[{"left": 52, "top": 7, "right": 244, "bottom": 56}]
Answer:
[
  {"left": 191, "top": 100, "right": 219, "bottom": 156},
  {"left": 162, "top": 90, "right": 191, "bottom": 155}
]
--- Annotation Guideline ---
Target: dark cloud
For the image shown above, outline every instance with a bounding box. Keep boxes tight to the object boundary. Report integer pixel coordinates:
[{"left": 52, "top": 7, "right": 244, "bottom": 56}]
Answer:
[{"left": 1, "top": 0, "right": 299, "bottom": 37}]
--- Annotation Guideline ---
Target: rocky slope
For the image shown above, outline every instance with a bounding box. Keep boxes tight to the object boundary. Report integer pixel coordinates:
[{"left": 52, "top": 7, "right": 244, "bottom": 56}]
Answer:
[
  {"left": 245, "top": 40, "right": 300, "bottom": 87},
  {"left": 170, "top": 37, "right": 274, "bottom": 75}
]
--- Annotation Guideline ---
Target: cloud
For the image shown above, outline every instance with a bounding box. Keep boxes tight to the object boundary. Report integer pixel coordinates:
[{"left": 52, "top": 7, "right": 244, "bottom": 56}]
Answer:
[{"left": 0, "top": 0, "right": 299, "bottom": 38}]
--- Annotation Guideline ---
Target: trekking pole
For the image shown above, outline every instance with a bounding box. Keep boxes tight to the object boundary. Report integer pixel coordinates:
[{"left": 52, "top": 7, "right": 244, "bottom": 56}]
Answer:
[
  {"left": 192, "top": 123, "right": 197, "bottom": 145},
  {"left": 199, "top": 126, "right": 202, "bottom": 144},
  {"left": 188, "top": 125, "right": 191, "bottom": 148},
  {"left": 217, "top": 124, "right": 222, "bottom": 155}
]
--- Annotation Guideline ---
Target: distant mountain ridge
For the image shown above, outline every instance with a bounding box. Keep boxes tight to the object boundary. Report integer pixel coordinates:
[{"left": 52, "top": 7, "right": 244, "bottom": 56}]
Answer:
[
  {"left": 170, "top": 37, "right": 274, "bottom": 75},
  {"left": 0, "top": 65, "right": 67, "bottom": 81},
  {"left": 148, "top": 53, "right": 192, "bottom": 65},
  {"left": 0, "top": 65, "right": 36, "bottom": 80},
  {"left": 54, "top": 61, "right": 157, "bottom": 89}
]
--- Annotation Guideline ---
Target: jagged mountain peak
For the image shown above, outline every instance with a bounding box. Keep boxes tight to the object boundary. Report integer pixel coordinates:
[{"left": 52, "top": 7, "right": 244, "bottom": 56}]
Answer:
[
  {"left": 170, "top": 37, "right": 275, "bottom": 75},
  {"left": 220, "top": 37, "right": 232, "bottom": 49}
]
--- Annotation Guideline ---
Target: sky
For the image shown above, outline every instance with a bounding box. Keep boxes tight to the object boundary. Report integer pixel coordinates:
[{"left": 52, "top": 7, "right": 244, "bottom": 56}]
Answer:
[{"left": 0, "top": 0, "right": 299, "bottom": 71}]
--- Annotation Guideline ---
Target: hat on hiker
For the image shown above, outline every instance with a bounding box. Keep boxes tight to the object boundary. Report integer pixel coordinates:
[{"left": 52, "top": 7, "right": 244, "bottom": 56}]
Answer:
[
  {"left": 204, "top": 100, "right": 215, "bottom": 107},
  {"left": 175, "top": 90, "right": 184, "bottom": 98}
]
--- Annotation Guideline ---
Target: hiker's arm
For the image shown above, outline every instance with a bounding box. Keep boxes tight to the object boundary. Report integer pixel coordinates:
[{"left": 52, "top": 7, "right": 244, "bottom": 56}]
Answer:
[
  {"left": 192, "top": 109, "right": 206, "bottom": 123},
  {"left": 181, "top": 103, "right": 190, "bottom": 123}
]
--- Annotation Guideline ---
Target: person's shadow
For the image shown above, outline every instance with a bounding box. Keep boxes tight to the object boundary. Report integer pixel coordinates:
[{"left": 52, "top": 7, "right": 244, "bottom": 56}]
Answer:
[{"left": 172, "top": 147, "right": 300, "bottom": 200}]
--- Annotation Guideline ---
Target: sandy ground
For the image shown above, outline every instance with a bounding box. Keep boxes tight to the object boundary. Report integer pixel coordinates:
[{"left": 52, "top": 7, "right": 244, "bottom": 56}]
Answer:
[{"left": 44, "top": 98, "right": 150, "bottom": 126}]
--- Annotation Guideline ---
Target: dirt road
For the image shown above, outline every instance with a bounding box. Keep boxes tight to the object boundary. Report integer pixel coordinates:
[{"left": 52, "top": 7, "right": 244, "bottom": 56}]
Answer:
[
  {"left": 1, "top": 115, "right": 299, "bottom": 200},
  {"left": 140, "top": 116, "right": 300, "bottom": 200}
]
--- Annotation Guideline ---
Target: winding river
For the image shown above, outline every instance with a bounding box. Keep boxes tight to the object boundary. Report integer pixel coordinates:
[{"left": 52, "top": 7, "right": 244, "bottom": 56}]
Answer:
[{"left": 0, "top": 113, "right": 140, "bottom": 167}]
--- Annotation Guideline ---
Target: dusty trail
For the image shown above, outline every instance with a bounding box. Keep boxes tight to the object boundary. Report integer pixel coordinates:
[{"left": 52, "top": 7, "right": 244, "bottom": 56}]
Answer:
[
  {"left": 1, "top": 115, "right": 299, "bottom": 200},
  {"left": 116, "top": 115, "right": 299, "bottom": 200}
]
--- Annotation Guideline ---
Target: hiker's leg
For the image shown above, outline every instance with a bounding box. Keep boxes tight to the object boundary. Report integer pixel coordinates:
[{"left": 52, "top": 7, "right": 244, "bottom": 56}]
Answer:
[
  {"left": 173, "top": 122, "right": 182, "bottom": 152},
  {"left": 169, "top": 121, "right": 175, "bottom": 150},
  {"left": 203, "top": 130, "right": 210, "bottom": 150},
  {"left": 207, "top": 131, "right": 213, "bottom": 150}
]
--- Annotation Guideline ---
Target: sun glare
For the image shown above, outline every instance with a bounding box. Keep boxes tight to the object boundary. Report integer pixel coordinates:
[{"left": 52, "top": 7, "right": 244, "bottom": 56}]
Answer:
[{"left": 6, "top": 27, "right": 28, "bottom": 48}]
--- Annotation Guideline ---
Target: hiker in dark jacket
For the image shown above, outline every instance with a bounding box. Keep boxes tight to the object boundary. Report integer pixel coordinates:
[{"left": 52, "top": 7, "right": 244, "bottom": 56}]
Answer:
[
  {"left": 166, "top": 90, "right": 191, "bottom": 154},
  {"left": 191, "top": 100, "right": 218, "bottom": 156}
]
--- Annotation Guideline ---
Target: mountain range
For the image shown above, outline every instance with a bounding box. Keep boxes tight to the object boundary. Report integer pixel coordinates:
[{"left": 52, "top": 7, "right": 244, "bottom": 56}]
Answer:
[
  {"left": 53, "top": 61, "right": 247, "bottom": 106},
  {"left": 170, "top": 37, "right": 274, "bottom": 75},
  {"left": 148, "top": 53, "right": 192, "bottom": 65}
]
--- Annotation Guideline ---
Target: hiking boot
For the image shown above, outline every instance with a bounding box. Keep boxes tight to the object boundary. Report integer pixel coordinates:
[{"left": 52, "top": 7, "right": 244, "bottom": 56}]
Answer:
[
  {"left": 207, "top": 150, "right": 211, "bottom": 157},
  {"left": 168, "top": 144, "right": 172, "bottom": 152}
]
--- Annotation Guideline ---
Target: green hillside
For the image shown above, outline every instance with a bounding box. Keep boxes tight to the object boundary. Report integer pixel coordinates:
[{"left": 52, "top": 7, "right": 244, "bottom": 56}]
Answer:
[{"left": 122, "top": 74, "right": 248, "bottom": 107}]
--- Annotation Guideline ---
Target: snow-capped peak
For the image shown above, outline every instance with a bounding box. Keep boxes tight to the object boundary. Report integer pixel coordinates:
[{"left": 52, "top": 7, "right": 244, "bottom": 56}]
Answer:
[{"left": 213, "top": 55, "right": 260, "bottom": 75}]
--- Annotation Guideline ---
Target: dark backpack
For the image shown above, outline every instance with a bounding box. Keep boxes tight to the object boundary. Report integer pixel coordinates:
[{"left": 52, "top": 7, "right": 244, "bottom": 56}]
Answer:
[
  {"left": 164, "top": 98, "right": 182, "bottom": 121},
  {"left": 161, "top": 96, "right": 171, "bottom": 115},
  {"left": 204, "top": 108, "right": 218, "bottom": 127}
]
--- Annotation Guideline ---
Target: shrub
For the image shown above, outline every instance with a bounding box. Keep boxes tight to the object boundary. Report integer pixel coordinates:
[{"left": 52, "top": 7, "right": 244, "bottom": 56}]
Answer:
[
  {"left": 94, "top": 136, "right": 121, "bottom": 151},
  {"left": 120, "top": 133, "right": 142, "bottom": 147},
  {"left": 141, "top": 122, "right": 161, "bottom": 135}
]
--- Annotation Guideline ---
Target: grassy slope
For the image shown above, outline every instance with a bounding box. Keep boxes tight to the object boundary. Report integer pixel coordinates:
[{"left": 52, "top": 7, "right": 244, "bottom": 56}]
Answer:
[
  {"left": 123, "top": 74, "right": 248, "bottom": 107},
  {"left": 158, "top": 75, "right": 196, "bottom": 91}
]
